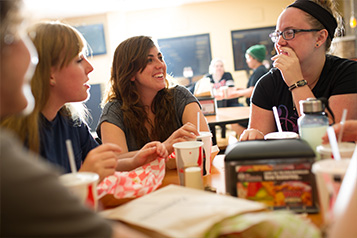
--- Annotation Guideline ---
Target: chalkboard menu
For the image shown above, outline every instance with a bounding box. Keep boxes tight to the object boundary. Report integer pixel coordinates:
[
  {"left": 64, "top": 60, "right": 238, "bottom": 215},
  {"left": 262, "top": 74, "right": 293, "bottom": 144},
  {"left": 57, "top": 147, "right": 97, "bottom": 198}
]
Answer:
[
  {"left": 158, "top": 34, "right": 212, "bottom": 77},
  {"left": 75, "top": 24, "right": 107, "bottom": 56},
  {"left": 231, "top": 26, "right": 275, "bottom": 71}
]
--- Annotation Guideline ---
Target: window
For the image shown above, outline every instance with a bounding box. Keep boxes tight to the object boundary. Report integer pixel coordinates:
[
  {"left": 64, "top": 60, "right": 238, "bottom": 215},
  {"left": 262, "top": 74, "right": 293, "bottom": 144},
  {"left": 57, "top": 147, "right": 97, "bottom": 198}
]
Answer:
[
  {"left": 158, "top": 34, "right": 212, "bottom": 77},
  {"left": 231, "top": 26, "right": 275, "bottom": 71}
]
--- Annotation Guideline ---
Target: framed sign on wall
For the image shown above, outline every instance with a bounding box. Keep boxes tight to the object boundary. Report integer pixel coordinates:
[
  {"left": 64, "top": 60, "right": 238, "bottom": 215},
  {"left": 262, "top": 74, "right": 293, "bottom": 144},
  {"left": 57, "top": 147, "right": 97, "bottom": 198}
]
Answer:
[
  {"left": 75, "top": 23, "right": 107, "bottom": 56},
  {"left": 231, "top": 26, "right": 275, "bottom": 71},
  {"left": 158, "top": 34, "right": 212, "bottom": 78}
]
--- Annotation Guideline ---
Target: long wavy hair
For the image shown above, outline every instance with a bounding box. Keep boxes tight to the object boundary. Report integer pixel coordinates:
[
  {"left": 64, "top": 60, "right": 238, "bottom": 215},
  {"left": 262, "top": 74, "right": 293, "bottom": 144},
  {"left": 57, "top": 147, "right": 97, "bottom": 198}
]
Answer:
[
  {"left": 1, "top": 21, "right": 89, "bottom": 154},
  {"left": 103, "top": 36, "right": 178, "bottom": 148}
]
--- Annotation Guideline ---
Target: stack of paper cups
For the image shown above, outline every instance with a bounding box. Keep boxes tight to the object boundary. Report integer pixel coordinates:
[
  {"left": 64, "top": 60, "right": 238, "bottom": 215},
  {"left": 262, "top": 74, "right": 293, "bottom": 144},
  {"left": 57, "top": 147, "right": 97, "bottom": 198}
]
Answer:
[{"left": 184, "top": 167, "right": 203, "bottom": 190}]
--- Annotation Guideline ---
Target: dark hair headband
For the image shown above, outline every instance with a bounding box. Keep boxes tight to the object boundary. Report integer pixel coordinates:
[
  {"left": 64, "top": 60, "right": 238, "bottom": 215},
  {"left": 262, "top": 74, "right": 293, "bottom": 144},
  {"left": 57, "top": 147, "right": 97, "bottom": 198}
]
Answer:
[{"left": 287, "top": 0, "right": 337, "bottom": 40}]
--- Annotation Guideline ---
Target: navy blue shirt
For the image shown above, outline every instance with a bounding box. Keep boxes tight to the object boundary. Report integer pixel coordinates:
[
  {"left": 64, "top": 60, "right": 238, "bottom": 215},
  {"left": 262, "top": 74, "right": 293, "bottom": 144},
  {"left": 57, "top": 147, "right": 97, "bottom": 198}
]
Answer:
[{"left": 39, "top": 113, "right": 98, "bottom": 173}]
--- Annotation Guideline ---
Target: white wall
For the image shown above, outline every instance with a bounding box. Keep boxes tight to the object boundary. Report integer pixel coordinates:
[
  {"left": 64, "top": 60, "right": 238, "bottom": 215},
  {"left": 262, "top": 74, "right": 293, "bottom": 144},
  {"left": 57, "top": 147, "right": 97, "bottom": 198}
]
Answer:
[{"left": 63, "top": 0, "right": 292, "bottom": 88}]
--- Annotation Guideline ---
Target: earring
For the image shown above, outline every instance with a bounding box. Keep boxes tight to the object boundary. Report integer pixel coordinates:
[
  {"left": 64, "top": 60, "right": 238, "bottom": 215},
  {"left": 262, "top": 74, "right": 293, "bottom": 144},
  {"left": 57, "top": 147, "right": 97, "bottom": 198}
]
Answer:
[{"left": 316, "top": 43, "right": 319, "bottom": 47}]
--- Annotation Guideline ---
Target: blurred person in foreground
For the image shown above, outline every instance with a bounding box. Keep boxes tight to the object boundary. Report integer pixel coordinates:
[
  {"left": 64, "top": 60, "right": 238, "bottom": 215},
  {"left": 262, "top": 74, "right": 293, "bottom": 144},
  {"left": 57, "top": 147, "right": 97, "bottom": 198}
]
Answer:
[
  {"left": 240, "top": 0, "right": 357, "bottom": 141},
  {"left": 97, "top": 36, "right": 209, "bottom": 157},
  {"left": 1, "top": 21, "right": 167, "bottom": 182},
  {"left": 0, "top": 1, "right": 148, "bottom": 237}
]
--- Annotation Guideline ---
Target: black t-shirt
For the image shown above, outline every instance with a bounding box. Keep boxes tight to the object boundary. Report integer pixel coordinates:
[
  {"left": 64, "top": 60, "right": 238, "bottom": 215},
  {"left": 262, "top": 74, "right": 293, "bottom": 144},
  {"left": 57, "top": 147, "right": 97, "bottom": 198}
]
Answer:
[
  {"left": 246, "top": 65, "right": 268, "bottom": 106},
  {"left": 252, "top": 55, "right": 357, "bottom": 132}
]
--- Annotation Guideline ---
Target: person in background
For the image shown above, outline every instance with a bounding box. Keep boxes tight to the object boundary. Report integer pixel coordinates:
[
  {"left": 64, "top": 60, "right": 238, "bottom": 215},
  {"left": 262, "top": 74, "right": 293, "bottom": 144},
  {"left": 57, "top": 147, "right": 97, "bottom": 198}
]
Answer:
[
  {"left": 0, "top": 1, "right": 147, "bottom": 237},
  {"left": 230, "top": 45, "right": 269, "bottom": 137},
  {"left": 230, "top": 44, "right": 269, "bottom": 106},
  {"left": 206, "top": 58, "right": 239, "bottom": 107},
  {"left": 1, "top": 22, "right": 167, "bottom": 182},
  {"left": 240, "top": 0, "right": 357, "bottom": 141},
  {"left": 97, "top": 36, "right": 209, "bottom": 158},
  {"left": 322, "top": 120, "right": 357, "bottom": 143}
]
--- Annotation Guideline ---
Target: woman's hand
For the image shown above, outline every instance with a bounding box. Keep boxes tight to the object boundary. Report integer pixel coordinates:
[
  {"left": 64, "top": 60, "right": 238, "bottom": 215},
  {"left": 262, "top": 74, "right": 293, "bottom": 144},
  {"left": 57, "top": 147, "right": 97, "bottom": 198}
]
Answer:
[
  {"left": 322, "top": 120, "right": 357, "bottom": 144},
  {"left": 239, "top": 128, "right": 265, "bottom": 141},
  {"left": 132, "top": 141, "right": 168, "bottom": 168},
  {"left": 79, "top": 143, "right": 122, "bottom": 182},
  {"left": 271, "top": 47, "right": 303, "bottom": 87},
  {"left": 163, "top": 122, "right": 199, "bottom": 154}
]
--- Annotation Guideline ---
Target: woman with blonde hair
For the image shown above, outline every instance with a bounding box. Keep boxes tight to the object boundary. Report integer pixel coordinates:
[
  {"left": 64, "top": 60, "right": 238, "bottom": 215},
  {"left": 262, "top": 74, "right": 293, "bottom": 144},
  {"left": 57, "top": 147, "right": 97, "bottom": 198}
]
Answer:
[
  {"left": 240, "top": 0, "right": 357, "bottom": 141},
  {"left": 97, "top": 36, "right": 209, "bottom": 157},
  {"left": 1, "top": 1, "right": 148, "bottom": 237},
  {"left": 1, "top": 22, "right": 167, "bottom": 182}
]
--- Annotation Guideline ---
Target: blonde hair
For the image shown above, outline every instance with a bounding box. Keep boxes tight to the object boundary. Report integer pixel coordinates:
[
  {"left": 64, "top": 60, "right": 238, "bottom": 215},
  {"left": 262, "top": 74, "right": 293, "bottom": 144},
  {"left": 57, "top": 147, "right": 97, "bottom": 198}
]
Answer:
[
  {"left": 1, "top": 21, "right": 90, "bottom": 154},
  {"left": 208, "top": 58, "right": 225, "bottom": 74}
]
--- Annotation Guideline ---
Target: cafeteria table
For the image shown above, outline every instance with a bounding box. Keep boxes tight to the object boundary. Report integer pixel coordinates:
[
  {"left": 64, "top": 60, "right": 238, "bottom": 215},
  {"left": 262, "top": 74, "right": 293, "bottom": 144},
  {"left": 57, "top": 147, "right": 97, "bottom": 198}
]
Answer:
[
  {"left": 99, "top": 155, "right": 323, "bottom": 230},
  {"left": 205, "top": 106, "right": 250, "bottom": 145}
]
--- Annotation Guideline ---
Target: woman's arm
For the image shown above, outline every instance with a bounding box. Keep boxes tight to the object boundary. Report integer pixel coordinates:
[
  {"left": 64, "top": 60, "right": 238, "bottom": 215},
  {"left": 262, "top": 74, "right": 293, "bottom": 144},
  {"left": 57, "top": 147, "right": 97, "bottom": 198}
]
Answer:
[
  {"left": 182, "top": 102, "right": 209, "bottom": 132},
  {"left": 100, "top": 121, "right": 138, "bottom": 158},
  {"left": 328, "top": 94, "right": 357, "bottom": 123},
  {"left": 239, "top": 103, "right": 276, "bottom": 141},
  {"left": 115, "top": 141, "right": 168, "bottom": 171}
]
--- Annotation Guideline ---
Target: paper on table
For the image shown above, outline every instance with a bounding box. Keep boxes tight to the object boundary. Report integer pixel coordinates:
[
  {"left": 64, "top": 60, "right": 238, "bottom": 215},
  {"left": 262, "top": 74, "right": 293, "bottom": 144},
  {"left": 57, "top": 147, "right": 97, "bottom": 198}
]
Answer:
[{"left": 100, "top": 184, "right": 266, "bottom": 238}]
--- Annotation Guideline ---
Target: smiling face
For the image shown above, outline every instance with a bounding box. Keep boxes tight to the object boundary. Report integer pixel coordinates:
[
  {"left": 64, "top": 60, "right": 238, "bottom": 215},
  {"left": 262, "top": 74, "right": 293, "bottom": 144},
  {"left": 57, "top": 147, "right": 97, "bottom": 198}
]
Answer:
[
  {"left": 275, "top": 7, "right": 319, "bottom": 63},
  {"left": 50, "top": 52, "right": 93, "bottom": 104},
  {"left": 132, "top": 46, "right": 167, "bottom": 96}
]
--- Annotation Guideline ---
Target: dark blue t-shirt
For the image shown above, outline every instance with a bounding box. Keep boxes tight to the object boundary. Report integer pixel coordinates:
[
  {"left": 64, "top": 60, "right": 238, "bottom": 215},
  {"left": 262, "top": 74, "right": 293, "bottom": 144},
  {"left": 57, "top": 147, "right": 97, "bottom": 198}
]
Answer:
[{"left": 39, "top": 113, "right": 98, "bottom": 173}]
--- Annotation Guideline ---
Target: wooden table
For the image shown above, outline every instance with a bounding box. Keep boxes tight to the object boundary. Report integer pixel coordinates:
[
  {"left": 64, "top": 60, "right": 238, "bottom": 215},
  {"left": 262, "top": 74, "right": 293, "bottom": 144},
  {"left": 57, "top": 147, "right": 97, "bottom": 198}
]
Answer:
[
  {"left": 205, "top": 106, "right": 250, "bottom": 145},
  {"left": 99, "top": 155, "right": 323, "bottom": 229}
]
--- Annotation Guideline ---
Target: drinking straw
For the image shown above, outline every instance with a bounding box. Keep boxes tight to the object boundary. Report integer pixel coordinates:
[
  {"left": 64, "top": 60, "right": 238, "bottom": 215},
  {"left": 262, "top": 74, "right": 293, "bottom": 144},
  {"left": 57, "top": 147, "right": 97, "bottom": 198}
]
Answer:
[
  {"left": 327, "top": 126, "right": 341, "bottom": 161},
  {"left": 197, "top": 111, "right": 200, "bottom": 133},
  {"left": 272, "top": 106, "right": 282, "bottom": 132},
  {"left": 66, "top": 139, "right": 77, "bottom": 173},
  {"left": 338, "top": 109, "right": 348, "bottom": 144}
]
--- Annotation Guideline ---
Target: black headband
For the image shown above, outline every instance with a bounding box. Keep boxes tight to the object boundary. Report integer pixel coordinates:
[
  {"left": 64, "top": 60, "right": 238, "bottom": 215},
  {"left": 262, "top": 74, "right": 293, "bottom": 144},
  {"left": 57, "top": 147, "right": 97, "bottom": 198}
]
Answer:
[{"left": 287, "top": 0, "right": 337, "bottom": 40}]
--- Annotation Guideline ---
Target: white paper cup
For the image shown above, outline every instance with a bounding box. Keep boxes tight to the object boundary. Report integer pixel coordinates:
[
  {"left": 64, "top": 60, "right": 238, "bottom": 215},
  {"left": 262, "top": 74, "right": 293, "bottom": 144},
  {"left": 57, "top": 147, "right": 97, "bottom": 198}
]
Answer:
[
  {"left": 59, "top": 172, "right": 100, "bottom": 211},
  {"left": 173, "top": 141, "right": 204, "bottom": 186},
  {"left": 316, "top": 142, "right": 356, "bottom": 160},
  {"left": 312, "top": 159, "right": 351, "bottom": 223},
  {"left": 264, "top": 131, "right": 299, "bottom": 140},
  {"left": 196, "top": 132, "right": 212, "bottom": 175}
]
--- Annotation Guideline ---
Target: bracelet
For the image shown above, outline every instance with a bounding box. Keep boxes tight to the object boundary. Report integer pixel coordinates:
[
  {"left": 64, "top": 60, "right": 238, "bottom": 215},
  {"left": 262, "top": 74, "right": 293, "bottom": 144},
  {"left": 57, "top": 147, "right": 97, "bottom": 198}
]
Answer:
[{"left": 288, "top": 79, "right": 307, "bottom": 91}]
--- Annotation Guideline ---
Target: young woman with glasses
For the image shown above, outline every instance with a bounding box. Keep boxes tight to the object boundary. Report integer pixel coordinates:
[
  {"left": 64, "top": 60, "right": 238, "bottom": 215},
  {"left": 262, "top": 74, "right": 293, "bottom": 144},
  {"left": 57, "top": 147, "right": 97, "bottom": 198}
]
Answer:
[{"left": 240, "top": 0, "right": 357, "bottom": 141}]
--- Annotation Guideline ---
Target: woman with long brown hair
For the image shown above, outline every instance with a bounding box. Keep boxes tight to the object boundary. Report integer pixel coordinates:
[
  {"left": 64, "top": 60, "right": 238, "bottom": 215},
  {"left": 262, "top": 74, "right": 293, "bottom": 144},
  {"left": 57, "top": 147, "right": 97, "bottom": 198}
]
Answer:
[{"left": 97, "top": 36, "right": 209, "bottom": 157}]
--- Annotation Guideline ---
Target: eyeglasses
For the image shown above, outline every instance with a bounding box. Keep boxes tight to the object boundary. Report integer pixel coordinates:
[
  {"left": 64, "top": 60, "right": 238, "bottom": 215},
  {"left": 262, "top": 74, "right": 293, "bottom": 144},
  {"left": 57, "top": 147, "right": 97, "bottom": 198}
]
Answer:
[{"left": 269, "top": 29, "right": 322, "bottom": 43}]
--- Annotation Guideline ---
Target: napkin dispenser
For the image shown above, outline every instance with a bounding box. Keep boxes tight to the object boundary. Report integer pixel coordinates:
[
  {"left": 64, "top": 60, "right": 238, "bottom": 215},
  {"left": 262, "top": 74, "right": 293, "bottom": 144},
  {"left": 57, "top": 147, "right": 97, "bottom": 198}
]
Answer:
[{"left": 225, "top": 139, "right": 318, "bottom": 213}]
